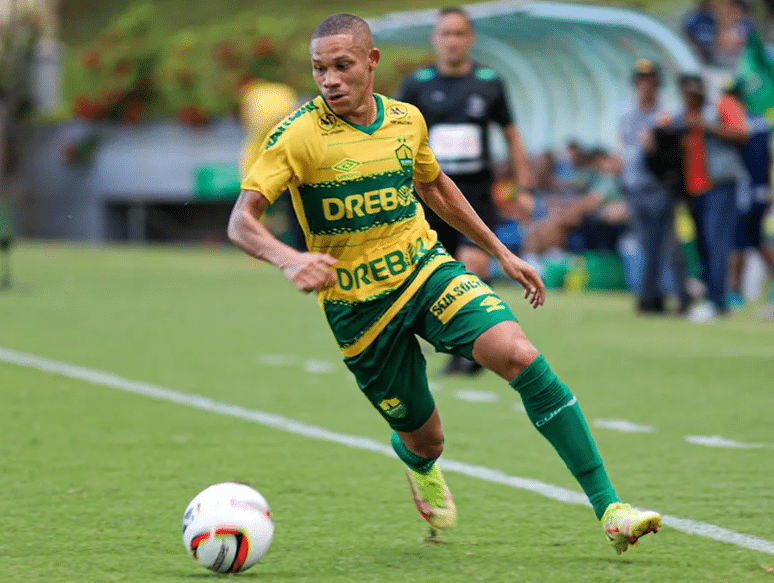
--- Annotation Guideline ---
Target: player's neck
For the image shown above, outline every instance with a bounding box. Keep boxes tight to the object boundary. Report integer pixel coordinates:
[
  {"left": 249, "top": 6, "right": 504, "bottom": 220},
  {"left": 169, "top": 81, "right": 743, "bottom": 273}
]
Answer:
[
  {"left": 437, "top": 59, "right": 473, "bottom": 77},
  {"left": 340, "top": 94, "right": 378, "bottom": 127}
]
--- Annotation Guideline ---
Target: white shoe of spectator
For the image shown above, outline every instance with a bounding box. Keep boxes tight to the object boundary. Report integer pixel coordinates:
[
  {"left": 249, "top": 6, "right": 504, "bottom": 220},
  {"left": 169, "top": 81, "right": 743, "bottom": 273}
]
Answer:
[{"left": 688, "top": 301, "right": 718, "bottom": 323}]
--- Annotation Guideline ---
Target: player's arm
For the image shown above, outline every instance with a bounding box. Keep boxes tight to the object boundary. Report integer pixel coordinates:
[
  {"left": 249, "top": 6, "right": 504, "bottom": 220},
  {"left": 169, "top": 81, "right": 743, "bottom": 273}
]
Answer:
[
  {"left": 414, "top": 172, "right": 545, "bottom": 308},
  {"left": 504, "top": 124, "right": 534, "bottom": 195},
  {"left": 227, "top": 189, "right": 336, "bottom": 293}
]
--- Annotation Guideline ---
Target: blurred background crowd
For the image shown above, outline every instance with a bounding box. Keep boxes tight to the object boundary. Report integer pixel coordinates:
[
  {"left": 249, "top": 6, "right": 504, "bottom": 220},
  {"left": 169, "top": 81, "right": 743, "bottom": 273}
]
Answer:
[{"left": 1, "top": 0, "right": 773, "bottom": 322}]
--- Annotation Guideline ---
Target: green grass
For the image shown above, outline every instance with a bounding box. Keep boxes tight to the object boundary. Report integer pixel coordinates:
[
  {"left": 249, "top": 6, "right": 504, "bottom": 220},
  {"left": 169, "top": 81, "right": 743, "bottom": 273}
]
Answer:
[{"left": 1, "top": 242, "right": 774, "bottom": 582}]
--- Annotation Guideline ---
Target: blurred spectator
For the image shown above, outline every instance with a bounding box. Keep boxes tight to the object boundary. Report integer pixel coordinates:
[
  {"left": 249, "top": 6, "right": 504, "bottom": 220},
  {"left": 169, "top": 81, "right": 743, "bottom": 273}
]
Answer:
[
  {"left": 0, "top": 189, "right": 11, "bottom": 291},
  {"left": 715, "top": 0, "right": 755, "bottom": 69},
  {"left": 555, "top": 139, "right": 587, "bottom": 182},
  {"left": 238, "top": 77, "right": 298, "bottom": 177},
  {"left": 0, "top": 93, "right": 12, "bottom": 290},
  {"left": 396, "top": 6, "right": 533, "bottom": 375},
  {"left": 237, "top": 76, "right": 305, "bottom": 251},
  {"left": 675, "top": 74, "right": 748, "bottom": 322},
  {"left": 728, "top": 94, "right": 774, "bottom": 309},
  {"left": 683, "top": 0, "right": 717, "bottom": 65},
  {"left": 618, "top": 59, "right": 689, "bottom": 315},
  {"left": 520, "top": 149, "right": 628, "bottom": 259}
]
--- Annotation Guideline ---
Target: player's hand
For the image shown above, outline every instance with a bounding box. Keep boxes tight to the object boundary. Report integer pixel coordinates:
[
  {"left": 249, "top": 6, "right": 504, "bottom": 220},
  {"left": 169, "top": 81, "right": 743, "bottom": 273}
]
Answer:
[
  {"left": 497, "top": 253, "right": 546, "bottom": 309},
  {"left": 281, "top": 252, "right": 337, "bottom": 293}
]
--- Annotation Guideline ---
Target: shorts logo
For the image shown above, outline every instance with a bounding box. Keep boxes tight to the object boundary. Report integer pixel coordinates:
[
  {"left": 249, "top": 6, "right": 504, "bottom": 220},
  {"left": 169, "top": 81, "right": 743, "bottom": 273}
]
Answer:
[
  {"left": 379, "top": 398, "right": 406, "bottom": 418},
  {"left": 430, "top": 274, "right": 499, "bottom": 324}
]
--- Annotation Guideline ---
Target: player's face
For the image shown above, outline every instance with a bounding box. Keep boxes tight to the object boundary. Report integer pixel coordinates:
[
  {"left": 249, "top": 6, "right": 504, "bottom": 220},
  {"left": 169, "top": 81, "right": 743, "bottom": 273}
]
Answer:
[
  {"left": 432, "top": 13, "right": 475, "bottom": 68},
  {"left": 310, "top": 34, "right": 380, "bottom": 122}
]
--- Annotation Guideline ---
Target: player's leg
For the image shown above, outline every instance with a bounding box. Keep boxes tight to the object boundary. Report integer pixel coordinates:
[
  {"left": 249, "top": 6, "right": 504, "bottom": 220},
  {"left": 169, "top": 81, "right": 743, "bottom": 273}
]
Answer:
[
  {"left": 729, "top": 204, "right": 752, "bottom": 308},
  {"left": 343, "top": 312, "right": 456, "bottom": 530},
  {"left": 472, "top": 320, "right": 660, "bottom": 553},
  {"left": 393, "top": 408, "right": 456, "bottom": 531},
  {"left": 419, "top": 264, "right": 660, "bottom": 552},
  {"left": 750, "top": 202, "right": 774, "bottom": 280}
]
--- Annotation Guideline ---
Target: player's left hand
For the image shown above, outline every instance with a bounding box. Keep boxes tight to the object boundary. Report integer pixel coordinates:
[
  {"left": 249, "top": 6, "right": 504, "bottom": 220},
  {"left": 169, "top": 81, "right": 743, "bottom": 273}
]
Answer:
[{"left": 497, "top": 253, "right": 546, "bottom": 309}]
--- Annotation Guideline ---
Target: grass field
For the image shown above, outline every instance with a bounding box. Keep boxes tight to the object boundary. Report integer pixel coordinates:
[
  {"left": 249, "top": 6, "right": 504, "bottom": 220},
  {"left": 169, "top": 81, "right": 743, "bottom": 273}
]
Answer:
[{"left": 2, "top": 242, "right": 774, "bottom": 582}]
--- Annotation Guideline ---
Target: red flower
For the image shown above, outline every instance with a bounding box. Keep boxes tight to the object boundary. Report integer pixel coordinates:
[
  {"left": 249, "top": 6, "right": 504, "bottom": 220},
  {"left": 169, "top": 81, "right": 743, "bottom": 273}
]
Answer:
[
  {"left": 82, "top": 49, "right": 101, "bottom": 70},
  {"left": 251, "top": 37, "right": 274, "bottom": 57},
  {"left": 73, "top": 96, "right": 107, "bottom": 121},
  {"left": 174, "top": 68, "right": 195, "bottom": 86},
  {"left": 115, "top": 60, "right": 132, "bottom": 77},
  {"left": 124, "top": 101, "right": 145, "bottom": 123},
  {"left": 177, "top": 105, "right": 208, "bottom": 125}
]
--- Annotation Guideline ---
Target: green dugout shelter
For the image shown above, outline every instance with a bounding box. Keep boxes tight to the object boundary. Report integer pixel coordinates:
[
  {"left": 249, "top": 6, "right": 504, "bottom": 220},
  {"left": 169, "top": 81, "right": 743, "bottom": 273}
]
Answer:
[{"left": 369, "top": 0, "right": 702, "bottom": 153}]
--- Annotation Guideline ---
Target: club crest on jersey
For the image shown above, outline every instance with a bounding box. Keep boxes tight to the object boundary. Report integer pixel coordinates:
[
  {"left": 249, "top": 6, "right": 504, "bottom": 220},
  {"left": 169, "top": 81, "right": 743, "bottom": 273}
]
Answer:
[
  {"left": 395, "top": 143, "right": 413, "bottom": 176},
  {"left": 379, "top": 398, "right": 406, "bottom": 418}
]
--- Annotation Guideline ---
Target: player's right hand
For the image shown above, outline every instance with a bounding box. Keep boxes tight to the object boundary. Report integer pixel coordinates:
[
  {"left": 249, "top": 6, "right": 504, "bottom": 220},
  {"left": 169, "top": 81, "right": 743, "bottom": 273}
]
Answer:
[{"left": 282, "top": 252, "right": 337, "bottom": 293}]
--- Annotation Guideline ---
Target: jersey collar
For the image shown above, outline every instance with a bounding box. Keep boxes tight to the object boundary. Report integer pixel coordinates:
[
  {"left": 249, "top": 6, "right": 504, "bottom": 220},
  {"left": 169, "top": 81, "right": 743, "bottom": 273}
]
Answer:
[{"left": 323, "top": 94, "right": 384, "bottom": 135}]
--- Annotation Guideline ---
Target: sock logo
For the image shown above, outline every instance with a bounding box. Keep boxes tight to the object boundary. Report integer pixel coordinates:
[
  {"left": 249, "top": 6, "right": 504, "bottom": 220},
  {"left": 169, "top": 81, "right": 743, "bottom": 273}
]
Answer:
[
  {"left": 379, "top": 397, "right": 407, "bottom": 418},
  {"left": 535, "top": 396, "right": 577, "bottom": 428}
]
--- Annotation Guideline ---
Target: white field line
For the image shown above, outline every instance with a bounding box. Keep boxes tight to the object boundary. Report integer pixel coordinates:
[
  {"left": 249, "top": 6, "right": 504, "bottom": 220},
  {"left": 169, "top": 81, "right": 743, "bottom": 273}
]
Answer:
[{"left": 2, "top": 346, "right": 774, "bottom": 556}]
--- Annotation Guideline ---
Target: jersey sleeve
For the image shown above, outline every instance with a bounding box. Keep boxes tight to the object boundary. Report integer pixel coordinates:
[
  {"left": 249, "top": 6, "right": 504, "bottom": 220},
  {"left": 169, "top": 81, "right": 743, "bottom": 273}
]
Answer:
[
  {"left": 491, "top": 78, "right": 515, "bottom": 127},
  {"left": 240, "top": 122, "right": 305, "bottom": 204},
  {"left": 411, "top": 109, "right": 441, "bottom": 183}
]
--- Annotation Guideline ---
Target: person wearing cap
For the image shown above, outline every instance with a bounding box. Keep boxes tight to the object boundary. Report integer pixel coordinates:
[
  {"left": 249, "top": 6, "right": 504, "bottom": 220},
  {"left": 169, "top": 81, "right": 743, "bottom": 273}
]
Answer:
[
  {"left": 618, "top": 59, "right": 690, "bottom": 315},
  {"left": 675, "top": 73, "right": 749, "bottom": 321}
]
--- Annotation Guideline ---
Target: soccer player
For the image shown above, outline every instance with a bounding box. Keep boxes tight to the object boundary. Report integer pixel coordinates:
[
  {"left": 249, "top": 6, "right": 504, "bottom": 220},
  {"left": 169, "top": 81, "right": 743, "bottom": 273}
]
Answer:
[
  {"left": 396, "top": 7, "right": 534, "bottom": 374},
  {"left": 228, "top": 13, "right": 661, "bottom": 554}
]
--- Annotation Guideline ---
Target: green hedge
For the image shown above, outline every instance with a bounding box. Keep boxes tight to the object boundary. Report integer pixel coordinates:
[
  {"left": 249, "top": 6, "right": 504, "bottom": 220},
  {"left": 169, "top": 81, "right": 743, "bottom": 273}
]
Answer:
[{"left": 62, "top": 2, "right": 431, "bottom": 125}]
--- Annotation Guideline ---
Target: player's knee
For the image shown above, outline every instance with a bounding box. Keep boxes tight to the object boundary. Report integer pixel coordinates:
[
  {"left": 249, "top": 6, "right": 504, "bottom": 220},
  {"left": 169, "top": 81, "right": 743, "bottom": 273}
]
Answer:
[
  {"left": 411, "top": 431, "right": 444, "bottom": 459},
  {"left": 500, "top": 337, "right": 540, "bottom": 379},
  {"left": 493, "top": 336, "right": 540, "bottom": 381},
  {"left": 420, "top": 438, "right": 444, "bottom": 460}
]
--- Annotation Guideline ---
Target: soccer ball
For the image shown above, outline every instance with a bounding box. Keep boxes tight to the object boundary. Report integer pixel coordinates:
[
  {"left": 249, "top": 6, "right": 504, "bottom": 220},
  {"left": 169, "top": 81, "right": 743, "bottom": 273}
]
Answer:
[{"left": 182, "top": 482, "right": 274, "bottom": 573}]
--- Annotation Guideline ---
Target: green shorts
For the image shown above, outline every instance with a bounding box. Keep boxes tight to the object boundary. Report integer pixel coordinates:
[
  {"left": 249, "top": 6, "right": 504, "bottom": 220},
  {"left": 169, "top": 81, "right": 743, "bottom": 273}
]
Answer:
[{"left": 343, "top": 260, "right": 517, "bottom": 432}]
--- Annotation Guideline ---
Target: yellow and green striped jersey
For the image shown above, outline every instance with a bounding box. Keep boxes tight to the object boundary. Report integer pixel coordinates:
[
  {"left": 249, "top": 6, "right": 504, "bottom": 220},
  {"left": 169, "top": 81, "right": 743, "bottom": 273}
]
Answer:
[{"left": 242, "top": 93, "right": 454, "bottom": 356}]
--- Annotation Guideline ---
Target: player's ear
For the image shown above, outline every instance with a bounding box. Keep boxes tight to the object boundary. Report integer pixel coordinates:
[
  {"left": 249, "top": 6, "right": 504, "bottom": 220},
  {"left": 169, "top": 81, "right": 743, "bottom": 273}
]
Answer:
[{"left": 368, "top": 48, "right": 380, "bottom": 71}]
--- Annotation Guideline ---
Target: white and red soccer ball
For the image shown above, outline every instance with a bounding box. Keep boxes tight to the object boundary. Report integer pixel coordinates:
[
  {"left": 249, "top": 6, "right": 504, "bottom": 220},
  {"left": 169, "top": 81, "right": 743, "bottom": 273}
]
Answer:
[{"left": 182, "top": 482, "right": 274, "bottom": 573}]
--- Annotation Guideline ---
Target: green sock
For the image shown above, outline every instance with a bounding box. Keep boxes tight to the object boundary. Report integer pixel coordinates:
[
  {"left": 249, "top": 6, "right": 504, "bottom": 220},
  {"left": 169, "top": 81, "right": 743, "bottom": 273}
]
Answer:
[
  {"left": 390, "top": 431, "right": 437, "bottom": 474},
  {"left": 510, "top": 355, "right": 620, "bottom": 519}
]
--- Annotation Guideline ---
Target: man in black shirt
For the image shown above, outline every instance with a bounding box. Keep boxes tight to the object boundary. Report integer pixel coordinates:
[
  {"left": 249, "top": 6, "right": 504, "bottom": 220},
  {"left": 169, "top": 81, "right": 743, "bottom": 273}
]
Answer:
[{"left": 397, "top": 6, "right": 534, "bottom": 374}]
